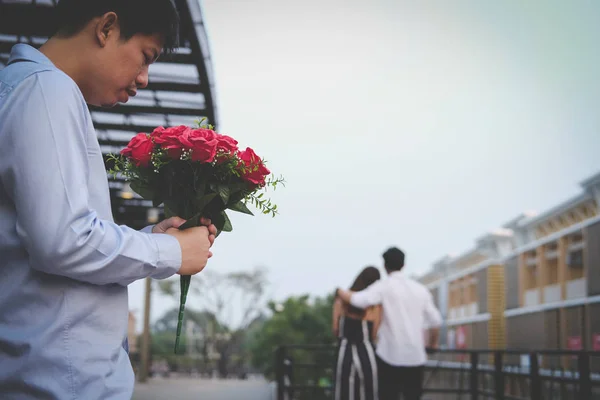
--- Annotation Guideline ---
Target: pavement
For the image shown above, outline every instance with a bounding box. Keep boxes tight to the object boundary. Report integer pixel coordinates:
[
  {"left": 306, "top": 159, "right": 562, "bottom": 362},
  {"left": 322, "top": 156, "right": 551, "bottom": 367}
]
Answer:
[{"left": 132, "top": 377, "right": 275, "bottom": 400}]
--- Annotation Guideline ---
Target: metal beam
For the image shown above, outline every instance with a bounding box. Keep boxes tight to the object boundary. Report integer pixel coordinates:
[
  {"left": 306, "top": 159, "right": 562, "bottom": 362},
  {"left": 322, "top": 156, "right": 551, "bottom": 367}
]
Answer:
[
  {"left": 175, "top": 0, "right": 218, "bottom": 128},
  {"left": 0, "top": 41, "right": 194, "bottom": 65},
  {"left": 94, "top": 121, "right": 209, "bottom": 134},
  {"left": 89, "top": 104, "right": 205, "bottom": 116},
  {"left": 145, "top": 81, "right": 202, "bottom": 93},
  {"left": 94, "top": 122, "right": 163, "bottom": 134}
]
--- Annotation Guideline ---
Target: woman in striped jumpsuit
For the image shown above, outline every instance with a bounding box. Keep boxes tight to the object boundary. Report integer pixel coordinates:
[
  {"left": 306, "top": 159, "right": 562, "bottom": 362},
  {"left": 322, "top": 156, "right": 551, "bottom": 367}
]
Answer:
[{"left": 332, "top": 266, "right": 382, "bottom": 400}]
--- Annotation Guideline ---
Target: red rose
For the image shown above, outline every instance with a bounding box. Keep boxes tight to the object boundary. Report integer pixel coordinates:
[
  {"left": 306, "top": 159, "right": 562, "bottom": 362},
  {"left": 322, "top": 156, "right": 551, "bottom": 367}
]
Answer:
[
  {"left": 152, "top": 125, "right": 190, "bottom": 159},
  {"left": 150, "top": 126, "right": 166, "bottom": 138},
  {"left": 238, "top": 147, "right": 270, "bottom": 186},
  {"left": 121, "top": 133, "right": 154, "bottom": 167},
  {"left": 215, "top": 134, "right": 239, "bottom": 153},
  {"left": 180, "top": 128, "right": 219, "bottom": 163}
]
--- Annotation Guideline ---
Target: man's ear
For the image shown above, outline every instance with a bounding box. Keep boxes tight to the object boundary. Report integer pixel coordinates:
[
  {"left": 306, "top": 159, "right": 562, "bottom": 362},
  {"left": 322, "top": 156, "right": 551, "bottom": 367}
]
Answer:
[{"left": 94, "top": 12, "right": 119, "bottom": 47}]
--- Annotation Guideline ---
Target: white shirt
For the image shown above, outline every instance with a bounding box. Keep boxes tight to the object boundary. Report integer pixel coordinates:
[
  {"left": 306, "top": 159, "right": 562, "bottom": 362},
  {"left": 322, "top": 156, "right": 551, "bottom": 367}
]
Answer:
[{"left": 350, "top": 271, "right": 442, "bottom": 366}]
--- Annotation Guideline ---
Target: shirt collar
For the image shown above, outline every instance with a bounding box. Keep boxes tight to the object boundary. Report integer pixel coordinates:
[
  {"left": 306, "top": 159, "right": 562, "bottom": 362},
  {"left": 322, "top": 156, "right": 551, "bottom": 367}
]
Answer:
[
  {"left": 8, "top": 44, "right": 56, "bottom": 68},
  {"left": 388, "top": 270, "right": 407, "bottom": 278}
]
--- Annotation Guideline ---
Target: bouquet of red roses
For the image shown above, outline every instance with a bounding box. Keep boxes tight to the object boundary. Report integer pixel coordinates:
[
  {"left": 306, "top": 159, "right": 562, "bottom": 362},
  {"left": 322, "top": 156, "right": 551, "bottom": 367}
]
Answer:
[{"left": 108, "top": 119, "right": 282, "bottom": 352}]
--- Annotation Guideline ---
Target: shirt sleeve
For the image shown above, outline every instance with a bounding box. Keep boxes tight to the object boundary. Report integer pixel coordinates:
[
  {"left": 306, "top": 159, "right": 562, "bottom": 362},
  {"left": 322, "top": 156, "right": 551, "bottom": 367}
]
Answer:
[
  {"left": 423, "top": 289, "right": 443, "bottom": 328},
  {"left": 0, "top": 71, "right": 181, "bottom": 286},
  {"left": 350, "top": 281, "right": 383, "bottom": 309},
  {"left": 140, "top": 225, "right": 156, "bottom": 234}
]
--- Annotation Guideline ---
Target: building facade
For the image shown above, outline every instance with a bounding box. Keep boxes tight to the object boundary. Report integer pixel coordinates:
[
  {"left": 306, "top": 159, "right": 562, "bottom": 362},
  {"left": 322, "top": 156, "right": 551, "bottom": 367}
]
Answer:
[{"left": 420, "top": 171, "right": 600, "bottom": 367}]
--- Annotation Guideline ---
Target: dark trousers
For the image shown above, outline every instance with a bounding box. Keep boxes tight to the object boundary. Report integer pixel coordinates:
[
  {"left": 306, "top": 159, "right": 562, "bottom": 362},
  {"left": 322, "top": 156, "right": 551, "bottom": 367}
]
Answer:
[{"left": 377, "top": 356, "right": 424, "bottom": 400}]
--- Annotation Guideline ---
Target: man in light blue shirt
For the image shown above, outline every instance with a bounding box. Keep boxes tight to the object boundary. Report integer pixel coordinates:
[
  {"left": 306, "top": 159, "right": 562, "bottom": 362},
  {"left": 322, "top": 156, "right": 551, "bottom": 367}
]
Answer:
[{"left": 0, "top": 0, "right": 216, "bottom": 398}]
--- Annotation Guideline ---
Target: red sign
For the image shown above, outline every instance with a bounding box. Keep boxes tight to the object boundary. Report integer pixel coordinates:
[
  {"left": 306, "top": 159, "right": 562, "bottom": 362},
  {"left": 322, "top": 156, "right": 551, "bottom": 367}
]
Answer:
[
  {"left": 456, "top": 326, "right": 467, "bottom": 349},
  {"left": 456, "top": 326, "right": 467, "bottom": 361},
  {"left": 568, "top": 336, "right": 582, "bottom": 351},
  {"left": 593, "top": 334, "right": 600, "bottom": 351}
]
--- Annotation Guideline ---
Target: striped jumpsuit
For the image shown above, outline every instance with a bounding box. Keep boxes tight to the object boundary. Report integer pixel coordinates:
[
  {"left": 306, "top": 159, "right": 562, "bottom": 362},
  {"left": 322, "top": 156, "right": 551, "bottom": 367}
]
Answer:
[{"left": 334, "top": 316, "right": 379, "bottom": 400}]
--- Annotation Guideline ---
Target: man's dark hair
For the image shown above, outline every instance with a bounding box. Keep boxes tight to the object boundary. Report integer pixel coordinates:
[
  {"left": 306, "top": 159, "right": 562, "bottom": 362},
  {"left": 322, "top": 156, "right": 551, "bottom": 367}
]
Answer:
[
  {"left": 53, "top": 0, "right": 180, "bottom": 53},
  {"left": 382, "top": 247, "right": 405, "bottom": 272}
]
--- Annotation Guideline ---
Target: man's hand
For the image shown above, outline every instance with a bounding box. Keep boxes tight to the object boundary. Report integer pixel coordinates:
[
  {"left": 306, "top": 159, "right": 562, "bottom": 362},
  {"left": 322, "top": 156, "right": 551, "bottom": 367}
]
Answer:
[
  {"left": 166, "top": 226, "right": 212, "bottom": 275},
  {"left": 199, "top": 217, "right": 217, "bottom": 247},
  {"left": 152, "top": 216, "right": 186, "bottom": 233},
  {"left": 427, "top": 327, "right": 440, "bottom": 350},
  {"left": 153, "top": 216, "right": 217, "bottom": 251}
]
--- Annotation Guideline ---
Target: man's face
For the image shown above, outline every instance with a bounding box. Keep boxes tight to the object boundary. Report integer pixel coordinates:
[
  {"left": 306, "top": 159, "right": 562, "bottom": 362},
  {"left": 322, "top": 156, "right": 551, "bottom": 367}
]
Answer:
[{"left": 85, "top": 29, "right": 163, "bottom": 107}]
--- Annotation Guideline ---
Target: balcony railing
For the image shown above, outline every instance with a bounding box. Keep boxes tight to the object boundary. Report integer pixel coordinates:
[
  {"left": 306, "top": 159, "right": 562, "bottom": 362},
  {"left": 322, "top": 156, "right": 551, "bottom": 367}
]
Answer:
[{"left": 274, "top": 345, "right": 600, "bottom": 400}]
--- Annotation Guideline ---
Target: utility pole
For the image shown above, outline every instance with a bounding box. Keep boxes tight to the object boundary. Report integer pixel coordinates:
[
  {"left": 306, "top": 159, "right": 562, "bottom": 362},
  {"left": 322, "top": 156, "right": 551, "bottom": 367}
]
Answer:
[{"left": 139, "top": 277, "right": 152, "bottom": 382}]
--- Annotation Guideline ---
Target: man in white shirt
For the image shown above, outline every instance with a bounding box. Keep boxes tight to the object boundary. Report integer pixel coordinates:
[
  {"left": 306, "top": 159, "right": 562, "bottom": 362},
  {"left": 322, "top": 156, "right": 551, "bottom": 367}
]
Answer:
[{"left": 337, "top": 247, "right": 442, "bottom": 400}]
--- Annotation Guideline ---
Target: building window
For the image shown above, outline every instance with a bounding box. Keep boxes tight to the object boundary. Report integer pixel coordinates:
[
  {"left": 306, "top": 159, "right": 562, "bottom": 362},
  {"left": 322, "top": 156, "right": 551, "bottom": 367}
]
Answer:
[{"left": 567, "top": 249, "right": 584, "bottom": 280}]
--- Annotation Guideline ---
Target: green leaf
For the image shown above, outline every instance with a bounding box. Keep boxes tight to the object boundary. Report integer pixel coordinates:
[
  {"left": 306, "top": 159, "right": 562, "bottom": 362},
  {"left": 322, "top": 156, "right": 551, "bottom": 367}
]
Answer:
[
  {"left": 227, "top": 189, "right": 251, "bottom": 207},
  {"left": 217, "top": 185, "right": 230, "bottom": 204},
  {"left": 211, "top": 211, "right": 225, "bottom": 232},
  {"left": 221, "top": 211, "right": 233, "bottom": 232},
  {"left": 195, "top": 193, "right": 218, "bottom": 211},
  {"left": 152, "top": 196, "right": 164, "bottom": 207},
  {"left": 195, "top": 181, "right": 206, "bottom": 199},
  {"left": 163, "top": 201, "right": 178, "bottom": 218},
  {"left": 228, "top": 200, "right": 254, "bottom": 216},
  {"left": 130, "top": 180, "right": 154, "bottom": 200},
  {"left": 179, "top": 213, "right": 202, "bottom": 230}
]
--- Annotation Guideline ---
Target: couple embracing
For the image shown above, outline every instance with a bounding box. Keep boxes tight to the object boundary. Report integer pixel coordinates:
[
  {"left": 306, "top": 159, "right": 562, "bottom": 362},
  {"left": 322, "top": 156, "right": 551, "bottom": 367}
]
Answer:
[{"left": 334, "top": 247, "right": 443, "bottom": 400}]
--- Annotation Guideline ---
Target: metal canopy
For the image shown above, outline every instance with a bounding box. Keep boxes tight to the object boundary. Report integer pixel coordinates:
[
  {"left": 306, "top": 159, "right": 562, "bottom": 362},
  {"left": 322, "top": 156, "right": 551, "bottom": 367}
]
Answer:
[{"left": 0, "top": 0, "right": 219, "bottom": 228}]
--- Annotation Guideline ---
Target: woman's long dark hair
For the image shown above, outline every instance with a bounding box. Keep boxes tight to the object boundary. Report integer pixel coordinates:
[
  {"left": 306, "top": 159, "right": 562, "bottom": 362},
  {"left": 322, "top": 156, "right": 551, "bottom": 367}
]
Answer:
[{"left": 346, "top": 266, "right": 381, "bottom": 315}]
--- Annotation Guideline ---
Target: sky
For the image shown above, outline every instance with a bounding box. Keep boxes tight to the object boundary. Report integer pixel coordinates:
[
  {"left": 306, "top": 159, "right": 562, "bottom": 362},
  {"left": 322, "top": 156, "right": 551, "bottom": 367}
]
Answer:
[{"left": 128, "top": 0, "right": 600, "bottom": 331}]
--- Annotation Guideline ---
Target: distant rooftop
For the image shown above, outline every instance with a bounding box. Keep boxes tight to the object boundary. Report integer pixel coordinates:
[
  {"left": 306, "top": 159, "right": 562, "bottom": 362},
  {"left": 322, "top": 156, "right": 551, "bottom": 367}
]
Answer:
[{"left": 419, "top": 170, "right": 600, "bottom": 283}]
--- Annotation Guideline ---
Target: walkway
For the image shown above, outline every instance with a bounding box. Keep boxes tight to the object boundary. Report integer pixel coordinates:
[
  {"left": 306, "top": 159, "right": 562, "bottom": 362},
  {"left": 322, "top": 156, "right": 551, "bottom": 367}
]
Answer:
[{"left": 133, "top": 376, "right": 274, "bottom": 400}]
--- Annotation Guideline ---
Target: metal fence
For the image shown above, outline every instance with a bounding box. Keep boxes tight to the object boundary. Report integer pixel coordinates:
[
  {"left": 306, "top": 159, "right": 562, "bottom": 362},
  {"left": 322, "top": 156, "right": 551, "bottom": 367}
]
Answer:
[{"left": 274, "top": 345, "right": 600, "bottom": 399}]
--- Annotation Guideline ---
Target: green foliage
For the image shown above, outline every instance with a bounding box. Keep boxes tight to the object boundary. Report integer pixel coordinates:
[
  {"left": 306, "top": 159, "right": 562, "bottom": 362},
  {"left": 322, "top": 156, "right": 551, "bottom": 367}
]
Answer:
[
  {"left": 247, "top": 294, "right": 336, "bottom": 380},
  {"left": 158, "top": 268, "right": 270, "bottom": 375},
  {"left": 150, "top": 307, "right": 217, "bottom": 372}
]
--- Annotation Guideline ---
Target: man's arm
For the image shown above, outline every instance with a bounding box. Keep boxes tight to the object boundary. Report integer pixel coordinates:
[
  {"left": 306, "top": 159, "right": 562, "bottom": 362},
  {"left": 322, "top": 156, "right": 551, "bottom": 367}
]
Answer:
[
  {"left": 427, "top": 327, "right": 440, "bottom": 349},
  {"left": 337, "top": 281, "right": 383, "bottom": 309},
  {"left": 0, "top": 72, "right": 186, "bottom": 286},
  {"left": 370, "top": 305, "right": 382, "bottom": 342},
  {"left": 336, "top": 288, "right": 354, "bottom": 304},
  {"left": 423, "top": 290, "right": 443, "bottom": 349}
]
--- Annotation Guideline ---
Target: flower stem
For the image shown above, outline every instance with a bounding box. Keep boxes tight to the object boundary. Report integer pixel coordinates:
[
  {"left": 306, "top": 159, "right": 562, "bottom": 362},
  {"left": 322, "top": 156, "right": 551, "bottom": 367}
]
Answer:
[
  {"left": 174, "top": 275, "right": 191, "bottom": 353},
  {"left": 173, "top": 211, "right": 200, "bottom": 354}
]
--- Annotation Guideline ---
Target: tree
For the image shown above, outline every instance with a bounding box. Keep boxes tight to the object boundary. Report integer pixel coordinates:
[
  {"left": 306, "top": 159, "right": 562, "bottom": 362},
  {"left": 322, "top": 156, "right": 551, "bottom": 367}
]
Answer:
[
  {"left": 158, "top": 266, "right": 270, "bottom": 377},
  {"left": 248, "top": 293, "right": 336, "bottom": 380},
  {"left": 149, "top": 307, "right": 214, "bottom": 374}
]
